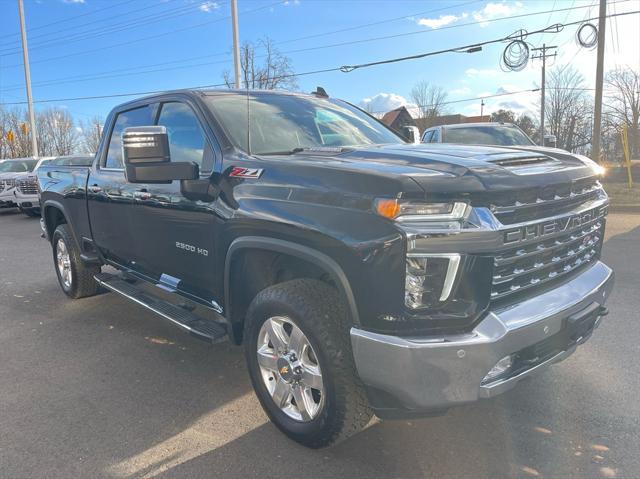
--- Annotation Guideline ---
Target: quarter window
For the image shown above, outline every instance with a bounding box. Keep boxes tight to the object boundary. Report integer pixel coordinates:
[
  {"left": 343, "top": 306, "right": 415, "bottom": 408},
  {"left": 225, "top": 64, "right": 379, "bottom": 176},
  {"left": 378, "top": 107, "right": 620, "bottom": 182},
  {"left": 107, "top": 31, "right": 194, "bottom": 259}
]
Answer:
[
  {"left": 157, "top": 102, "right": 206, "bottom": 169},
  {"left": 104, "top": 106, "right": 153, "bottom": 169}
]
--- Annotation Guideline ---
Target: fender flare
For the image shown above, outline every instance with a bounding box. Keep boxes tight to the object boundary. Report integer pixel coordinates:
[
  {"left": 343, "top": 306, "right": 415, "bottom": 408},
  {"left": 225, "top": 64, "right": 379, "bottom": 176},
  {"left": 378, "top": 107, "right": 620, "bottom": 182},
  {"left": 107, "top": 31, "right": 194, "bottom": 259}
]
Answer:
[
  {"left": 42, "top": 200, "right": 77, "bottom": 246},
  {"left": 224, "top": 236, "right": 360, "bottom": 325}
]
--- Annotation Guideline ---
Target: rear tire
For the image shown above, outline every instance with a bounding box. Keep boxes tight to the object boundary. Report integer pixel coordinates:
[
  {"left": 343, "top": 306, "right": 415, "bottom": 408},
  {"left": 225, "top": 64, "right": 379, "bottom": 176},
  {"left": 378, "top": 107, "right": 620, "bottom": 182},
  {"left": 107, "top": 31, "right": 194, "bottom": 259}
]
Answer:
[
  {"left": 52, "top": 224, "right": 100, "bottom": 299},
  {"left": 244, "top": 279, "right": 372, "bottom": 448}
]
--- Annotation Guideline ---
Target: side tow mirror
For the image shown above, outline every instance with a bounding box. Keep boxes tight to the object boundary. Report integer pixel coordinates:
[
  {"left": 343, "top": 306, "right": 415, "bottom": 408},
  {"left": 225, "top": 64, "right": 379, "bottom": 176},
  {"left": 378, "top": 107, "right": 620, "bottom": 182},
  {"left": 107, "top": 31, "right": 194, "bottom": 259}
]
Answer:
[{"left": 122, "top": 126, "right": 198, "bottom": 183}]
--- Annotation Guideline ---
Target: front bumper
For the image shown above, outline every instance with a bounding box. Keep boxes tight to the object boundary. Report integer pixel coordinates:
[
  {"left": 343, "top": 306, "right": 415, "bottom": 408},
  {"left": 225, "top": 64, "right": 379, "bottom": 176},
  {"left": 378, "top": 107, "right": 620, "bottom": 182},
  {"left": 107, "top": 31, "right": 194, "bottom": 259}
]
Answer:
[
  {"left": 13, "top": 190, "right": 39, "bottom": 211},
  {"left": 0, "top": 189, "right": 17, "bottom": 207},
  {"left": 350, "top": 261, "right": 614, "bottom": 418}
]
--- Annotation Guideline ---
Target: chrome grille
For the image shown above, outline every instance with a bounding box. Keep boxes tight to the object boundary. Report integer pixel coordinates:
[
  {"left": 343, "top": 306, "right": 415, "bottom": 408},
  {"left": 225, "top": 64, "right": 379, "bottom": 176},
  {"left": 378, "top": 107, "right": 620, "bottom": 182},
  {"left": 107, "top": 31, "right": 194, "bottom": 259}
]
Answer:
[
  {"left": 491, "top": 207, "right": 606, "bottom": 302},
  {"left": 488, "top": 179, "right": 604, "bottom": 224},
  {"left": 16, "top": 177, "right": 38, "bottom": 195}
]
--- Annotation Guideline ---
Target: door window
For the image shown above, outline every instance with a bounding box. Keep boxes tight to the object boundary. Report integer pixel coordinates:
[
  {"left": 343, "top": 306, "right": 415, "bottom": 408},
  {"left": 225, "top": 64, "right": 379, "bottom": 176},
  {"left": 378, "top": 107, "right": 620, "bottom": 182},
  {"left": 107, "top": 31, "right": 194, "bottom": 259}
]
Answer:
[
  {"left": 431, "top": 129, "right": 441, "bottom": 143},
  {"left": 422, "top": 130, "right": 433, "bottom": 142},
  {"left": 103, "top": 106, "right": 153, "bottom": 169},
  {"left": 157, "top": 102, "right": 206, "bottom": 170}
]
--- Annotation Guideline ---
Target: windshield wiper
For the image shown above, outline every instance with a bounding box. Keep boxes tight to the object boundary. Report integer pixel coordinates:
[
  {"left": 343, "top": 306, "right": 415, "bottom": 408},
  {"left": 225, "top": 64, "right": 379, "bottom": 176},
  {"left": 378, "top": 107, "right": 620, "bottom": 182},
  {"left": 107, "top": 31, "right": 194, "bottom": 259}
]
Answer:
[{"left": 259, "top": 147, "right": 347, "bottom": 156}]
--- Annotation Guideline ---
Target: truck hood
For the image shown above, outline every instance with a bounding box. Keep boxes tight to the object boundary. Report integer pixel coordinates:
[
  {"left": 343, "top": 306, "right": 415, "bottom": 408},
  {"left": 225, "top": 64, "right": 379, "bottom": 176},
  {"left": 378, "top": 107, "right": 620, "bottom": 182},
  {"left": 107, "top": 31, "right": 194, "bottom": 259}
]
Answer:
[
  {"left": 0, "top": 172, "right": 31, "bottom": 180},
  {"left": 261, "top": 143, "right": 600, "bottom": 195}
]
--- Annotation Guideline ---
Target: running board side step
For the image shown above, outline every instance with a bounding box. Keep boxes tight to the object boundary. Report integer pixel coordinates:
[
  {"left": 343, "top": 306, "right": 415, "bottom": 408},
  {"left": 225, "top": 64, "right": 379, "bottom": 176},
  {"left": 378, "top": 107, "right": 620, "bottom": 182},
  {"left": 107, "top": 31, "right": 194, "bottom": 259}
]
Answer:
[{"left": 94, "top": 273, "right": 227, "bottom": 344}]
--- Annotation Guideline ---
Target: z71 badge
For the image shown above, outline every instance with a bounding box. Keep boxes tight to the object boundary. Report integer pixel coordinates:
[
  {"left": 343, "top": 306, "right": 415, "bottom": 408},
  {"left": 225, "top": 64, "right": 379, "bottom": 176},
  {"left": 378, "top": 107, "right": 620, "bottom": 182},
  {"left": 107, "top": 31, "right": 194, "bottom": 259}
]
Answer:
[{"left": 229, "top": 166, "right": 264, "bottom": 179}]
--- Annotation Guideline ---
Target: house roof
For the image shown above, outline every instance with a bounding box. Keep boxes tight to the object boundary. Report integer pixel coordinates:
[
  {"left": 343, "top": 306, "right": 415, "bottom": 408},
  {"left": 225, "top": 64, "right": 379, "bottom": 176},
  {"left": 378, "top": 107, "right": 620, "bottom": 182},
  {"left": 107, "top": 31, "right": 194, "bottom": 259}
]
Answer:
[{"left": 381, "top": 106, "right": 407, "bottom": 126}]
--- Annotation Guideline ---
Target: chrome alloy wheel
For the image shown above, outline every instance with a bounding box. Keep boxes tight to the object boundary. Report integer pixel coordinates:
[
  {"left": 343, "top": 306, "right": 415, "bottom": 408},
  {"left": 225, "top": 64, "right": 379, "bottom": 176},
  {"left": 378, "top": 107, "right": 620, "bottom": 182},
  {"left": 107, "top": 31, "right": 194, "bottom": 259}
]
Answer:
[
  {"left": 56, "top": 238, "right": 72, "bottom": 288},
  {"left": 257, "top": 316, "right": 324, "bottom": 422}
]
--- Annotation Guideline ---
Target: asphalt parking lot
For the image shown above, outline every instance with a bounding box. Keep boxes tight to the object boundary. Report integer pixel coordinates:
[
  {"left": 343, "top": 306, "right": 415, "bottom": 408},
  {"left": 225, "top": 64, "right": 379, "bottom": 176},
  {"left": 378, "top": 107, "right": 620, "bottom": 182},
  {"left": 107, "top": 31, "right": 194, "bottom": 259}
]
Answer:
[{"left": 0, "top": 209, "right": 638, "bottom": 479}]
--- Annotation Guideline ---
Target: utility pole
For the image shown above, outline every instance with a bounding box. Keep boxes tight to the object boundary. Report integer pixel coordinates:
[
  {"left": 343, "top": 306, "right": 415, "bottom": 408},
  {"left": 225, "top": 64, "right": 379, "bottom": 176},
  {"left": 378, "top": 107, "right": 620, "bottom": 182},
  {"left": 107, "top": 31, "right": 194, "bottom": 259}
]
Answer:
[
  {"left": 532, "top": 44, "right": 557, "bottom": 146},
  {"left": 591, "top": 0, "right": 606, "bottom": 162},
  {"left": 18, "top": 0, "right": 38, "bottom": 158},
  {"left": 230, "top": 0, "right": 242, "bottom": 89},
  {"left": 480, "top": 99, "right": 485, "bottom": 119}
]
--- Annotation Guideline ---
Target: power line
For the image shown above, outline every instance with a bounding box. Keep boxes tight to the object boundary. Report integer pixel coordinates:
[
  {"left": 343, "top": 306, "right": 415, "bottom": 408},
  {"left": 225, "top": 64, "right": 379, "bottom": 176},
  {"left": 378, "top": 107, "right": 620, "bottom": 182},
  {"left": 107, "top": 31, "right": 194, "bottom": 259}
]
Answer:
[
  {"left": 0, "top": 1, "right": 281, "bottom": 69},
  {"left": 1, "top": 10, "right": 637, "bottom": 107},
  {"left": 2, "top": 0, "right": 631, "bottom": 72},
  {"left": 370, "top": 89, "right": 542, "bottom": 115},
  {"left": 0, "top": 0, "right": 485, "bottom": 89},
  {"left": 0, "top": 0, "right": 139, "bottom": 41},
  {"left": 274, "top": 0, "right": 483, "bottom": 46},
  {"left": 278, "top": 0, "right": 635, "bottom": 59},
  {"left": 2, "top": 0, "right": 629, "bottom": 97},
  {"left": 0, "top": 0, "right": 224, "bottom": 56}
]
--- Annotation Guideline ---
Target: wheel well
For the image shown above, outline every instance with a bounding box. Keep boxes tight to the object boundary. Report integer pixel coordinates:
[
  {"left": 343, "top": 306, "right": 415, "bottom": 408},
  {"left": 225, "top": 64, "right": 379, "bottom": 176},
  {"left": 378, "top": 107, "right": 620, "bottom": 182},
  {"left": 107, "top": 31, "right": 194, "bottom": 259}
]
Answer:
[
  {"left": 44, "top": 206, "right": 66, "bottom": 241},
  {"left": 227, "top": 248, "right": 339, "bottom": 343}
]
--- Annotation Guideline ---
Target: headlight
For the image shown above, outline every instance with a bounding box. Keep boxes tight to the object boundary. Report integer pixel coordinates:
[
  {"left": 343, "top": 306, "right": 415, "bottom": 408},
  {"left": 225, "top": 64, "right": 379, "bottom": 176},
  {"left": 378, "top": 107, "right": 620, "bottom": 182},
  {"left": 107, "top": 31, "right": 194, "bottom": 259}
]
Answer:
[
  {"left": 405, "top": 253, "right": 461, "bottom": 310},
  {"left": 375, "top": 199, "right": 467, "bottom": 221}
]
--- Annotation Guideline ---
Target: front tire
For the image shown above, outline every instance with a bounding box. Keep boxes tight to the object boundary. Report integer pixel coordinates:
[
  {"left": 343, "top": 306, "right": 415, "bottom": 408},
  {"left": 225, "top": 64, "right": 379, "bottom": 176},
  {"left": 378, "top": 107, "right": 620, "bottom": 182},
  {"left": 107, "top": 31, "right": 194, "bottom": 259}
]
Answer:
[
  {"left": 244, "top": 279, "right": 372, "bottom": 448},
  {"left": 52, "top": 224, "right": 100, "bottom": 299}
]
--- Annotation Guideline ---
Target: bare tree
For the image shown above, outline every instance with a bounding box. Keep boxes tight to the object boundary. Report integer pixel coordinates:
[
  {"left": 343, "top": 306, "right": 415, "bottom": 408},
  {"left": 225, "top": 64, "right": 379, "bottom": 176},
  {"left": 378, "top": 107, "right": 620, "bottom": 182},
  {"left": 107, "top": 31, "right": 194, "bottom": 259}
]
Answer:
[
  {"left": 3, "top": 108, "right": 33, "bottom": 158},
  {"left": 545, "top": 66, "right": 593, "bottom": 152},
  {"left": 78, "top": 117, "right": 103, "bottom": 154},
  {"left": 40, "top": 108, "right": 78, "bottom": 156},
  {"left": 409, "top": 80, "right": 448, "bottom": 131},
  {"left": 605, "top": 66, "right": 640, "bottom": 157},
  {"left": 224, "top": 37, "right": 298, "bottom": 91}
]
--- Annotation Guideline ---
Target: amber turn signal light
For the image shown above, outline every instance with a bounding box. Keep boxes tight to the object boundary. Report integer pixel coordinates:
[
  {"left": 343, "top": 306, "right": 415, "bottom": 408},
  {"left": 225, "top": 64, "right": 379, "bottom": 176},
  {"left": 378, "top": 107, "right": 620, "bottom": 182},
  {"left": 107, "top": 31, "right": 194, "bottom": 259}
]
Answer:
[{"left": 375, "top": 199, "right": 401, "bottom": 219}]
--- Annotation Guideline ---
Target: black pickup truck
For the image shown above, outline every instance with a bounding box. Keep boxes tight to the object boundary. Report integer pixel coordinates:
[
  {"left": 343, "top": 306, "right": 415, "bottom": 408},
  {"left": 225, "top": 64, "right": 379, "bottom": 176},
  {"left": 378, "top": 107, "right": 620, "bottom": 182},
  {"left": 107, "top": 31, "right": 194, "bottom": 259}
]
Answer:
[{"left": 38, "top": 89, "right": 614, "bottom": 448}]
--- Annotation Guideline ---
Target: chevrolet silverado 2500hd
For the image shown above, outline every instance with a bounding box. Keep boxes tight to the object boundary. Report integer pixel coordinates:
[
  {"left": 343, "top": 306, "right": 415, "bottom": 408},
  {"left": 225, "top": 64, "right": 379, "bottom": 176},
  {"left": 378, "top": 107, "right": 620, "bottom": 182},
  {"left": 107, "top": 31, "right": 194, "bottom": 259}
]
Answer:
[{"left": 37, "top": 89, "right": 614, "bottom": 448}]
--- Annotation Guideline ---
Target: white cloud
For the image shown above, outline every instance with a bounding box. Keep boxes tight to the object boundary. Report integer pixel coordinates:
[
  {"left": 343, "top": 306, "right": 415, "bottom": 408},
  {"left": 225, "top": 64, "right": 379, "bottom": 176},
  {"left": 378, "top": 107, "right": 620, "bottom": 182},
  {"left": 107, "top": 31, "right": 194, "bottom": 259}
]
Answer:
[
  {"left": 283, "top": 0, "right": 301, "bottom": 5},
  {"left": 360, "top": 93, "right": 414, "bottom": 116},
  {"left": 199, "top": 1, "right": 220, "bottom": 13},
  {"left": 63, "top": 0, "right": 85, "bottom": 3},
  {"left": 449, "top": 86, "right": 472, "bottom": 96},
  {"left": 417, "top": 14, "right": 459, "bottom": 29},
  {"left": 472, "top": 2, "right": 522, "bottom": 27},
  {"left": 465, "top": 68, "right": 500, "bottom": 78}
]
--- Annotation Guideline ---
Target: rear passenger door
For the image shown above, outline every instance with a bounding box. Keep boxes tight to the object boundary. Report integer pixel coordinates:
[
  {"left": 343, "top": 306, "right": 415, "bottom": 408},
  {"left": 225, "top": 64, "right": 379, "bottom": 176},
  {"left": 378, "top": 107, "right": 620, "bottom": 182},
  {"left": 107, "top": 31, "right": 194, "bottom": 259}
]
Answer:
[
  {"left": 87, "top": 105, "right": 155, "bottom": 266},
  {"left": 129, "top": 100, "right": 220, "bottom": 304}
]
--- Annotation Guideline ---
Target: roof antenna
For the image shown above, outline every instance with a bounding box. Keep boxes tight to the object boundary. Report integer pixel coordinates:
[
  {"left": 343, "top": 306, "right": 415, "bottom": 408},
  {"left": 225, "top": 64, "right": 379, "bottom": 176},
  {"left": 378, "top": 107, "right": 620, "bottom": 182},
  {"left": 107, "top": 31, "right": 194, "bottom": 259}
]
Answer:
[
  {"left": 245, "top": 79, "right": 251, "bottom": 155},
  {"left": 311, "top": 86, "right": 329, "bottom": 98}
]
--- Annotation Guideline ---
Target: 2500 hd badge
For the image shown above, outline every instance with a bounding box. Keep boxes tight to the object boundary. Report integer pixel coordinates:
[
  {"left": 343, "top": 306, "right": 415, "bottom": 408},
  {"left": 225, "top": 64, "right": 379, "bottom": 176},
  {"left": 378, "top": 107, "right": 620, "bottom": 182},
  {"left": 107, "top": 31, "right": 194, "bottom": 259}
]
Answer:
[{"left": 175, "top": 241, "right": 209, "bottom": 256}]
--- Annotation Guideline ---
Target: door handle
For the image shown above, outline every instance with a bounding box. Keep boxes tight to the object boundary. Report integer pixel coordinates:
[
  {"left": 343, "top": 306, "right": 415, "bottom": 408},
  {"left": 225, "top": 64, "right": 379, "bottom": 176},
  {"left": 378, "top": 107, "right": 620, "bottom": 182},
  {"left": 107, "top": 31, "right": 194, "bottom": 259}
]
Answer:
[{"left": 88, "top": 184, "right": 102, "bottom": 193}]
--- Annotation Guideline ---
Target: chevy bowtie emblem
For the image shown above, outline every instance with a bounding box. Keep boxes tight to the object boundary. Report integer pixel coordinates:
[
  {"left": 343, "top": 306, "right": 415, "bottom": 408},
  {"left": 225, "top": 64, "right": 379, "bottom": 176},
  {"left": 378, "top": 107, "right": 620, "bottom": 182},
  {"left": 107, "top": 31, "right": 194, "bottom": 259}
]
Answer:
[{"left": 280, "top": 365, "right": 290, "bottom": 375}]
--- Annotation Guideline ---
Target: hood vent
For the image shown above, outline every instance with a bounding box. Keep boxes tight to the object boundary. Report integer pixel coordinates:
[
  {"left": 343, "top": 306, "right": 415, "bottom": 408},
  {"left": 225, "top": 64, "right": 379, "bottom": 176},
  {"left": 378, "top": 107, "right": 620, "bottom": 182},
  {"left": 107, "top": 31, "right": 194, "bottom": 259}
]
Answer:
[{"left": 489, "top": 155, "right": 557, "bottom": 168}]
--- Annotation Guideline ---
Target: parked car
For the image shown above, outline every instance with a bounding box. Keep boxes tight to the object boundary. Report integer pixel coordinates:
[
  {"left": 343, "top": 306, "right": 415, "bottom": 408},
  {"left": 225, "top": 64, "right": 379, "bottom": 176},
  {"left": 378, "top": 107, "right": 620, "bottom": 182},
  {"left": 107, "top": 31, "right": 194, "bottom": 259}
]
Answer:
[
  {"left": 421, "top": 122, "right": 589, "bottom": 163},
  {"left": 14, "top": 155, "right": 93, "bottom": 217},
  {"left": 38, "top": 89, "right": 613, "bottom": 447},
  {"left": 13, "top": 157, "right": 54, "bottom": 216},
  {"left": 0, "top": 158, "right": 39, "bottom": 209}
]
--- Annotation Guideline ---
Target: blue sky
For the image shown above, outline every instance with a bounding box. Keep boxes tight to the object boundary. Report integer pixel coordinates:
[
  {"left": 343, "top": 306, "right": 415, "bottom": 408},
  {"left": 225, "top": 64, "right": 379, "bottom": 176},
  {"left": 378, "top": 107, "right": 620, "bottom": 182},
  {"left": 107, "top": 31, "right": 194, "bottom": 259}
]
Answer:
[{"left": 0, "top": 0, "right": 638, "bottom": 123}]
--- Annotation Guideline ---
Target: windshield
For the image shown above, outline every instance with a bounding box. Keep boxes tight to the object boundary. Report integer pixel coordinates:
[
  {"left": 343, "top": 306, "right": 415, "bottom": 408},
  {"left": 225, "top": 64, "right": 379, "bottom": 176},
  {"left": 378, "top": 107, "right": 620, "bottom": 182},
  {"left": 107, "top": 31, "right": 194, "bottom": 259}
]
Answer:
[
  {"left": 204, "top": 92, "right": 402, "bottom": 155},
  {"left": 443, "top": 125, "right": 534, "bottom": 146},
  {"left": 0, "top": 159, "right": 38, "bottom": 173}
]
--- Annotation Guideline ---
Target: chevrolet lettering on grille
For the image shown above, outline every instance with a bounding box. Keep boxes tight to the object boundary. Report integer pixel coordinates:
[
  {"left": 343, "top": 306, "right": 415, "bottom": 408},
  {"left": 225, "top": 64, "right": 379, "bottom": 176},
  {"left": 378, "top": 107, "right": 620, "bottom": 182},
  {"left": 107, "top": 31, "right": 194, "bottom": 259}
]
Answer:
[{"left": 503, "top": 205, "right": 608, "bottom": 245}]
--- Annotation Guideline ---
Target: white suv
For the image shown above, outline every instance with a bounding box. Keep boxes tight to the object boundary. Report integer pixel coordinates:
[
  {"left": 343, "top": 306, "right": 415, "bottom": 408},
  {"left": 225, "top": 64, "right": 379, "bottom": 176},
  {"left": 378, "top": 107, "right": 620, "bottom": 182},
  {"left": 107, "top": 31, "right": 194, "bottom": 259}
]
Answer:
[{"left": 0, "top": 158, "right": 39, "bottom": 210}]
